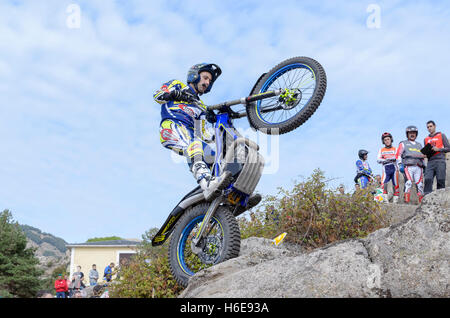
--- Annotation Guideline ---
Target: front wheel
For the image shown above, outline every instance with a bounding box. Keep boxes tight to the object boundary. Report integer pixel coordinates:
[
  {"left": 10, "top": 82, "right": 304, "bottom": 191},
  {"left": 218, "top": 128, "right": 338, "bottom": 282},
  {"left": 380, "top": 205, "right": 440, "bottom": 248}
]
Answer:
[
  {"left": 168, "top": 203, "right": 241, "bottom": 287},
  {"left": 247, "top": 56, "right": 327, "bottom": 135}
]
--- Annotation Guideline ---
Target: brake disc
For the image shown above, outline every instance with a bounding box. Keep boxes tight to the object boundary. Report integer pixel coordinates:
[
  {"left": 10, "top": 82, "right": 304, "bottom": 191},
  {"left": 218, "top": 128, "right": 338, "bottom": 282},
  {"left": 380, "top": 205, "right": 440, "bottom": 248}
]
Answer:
[{"left": 279, "top": 88, "right": 302, "bottom": 110}]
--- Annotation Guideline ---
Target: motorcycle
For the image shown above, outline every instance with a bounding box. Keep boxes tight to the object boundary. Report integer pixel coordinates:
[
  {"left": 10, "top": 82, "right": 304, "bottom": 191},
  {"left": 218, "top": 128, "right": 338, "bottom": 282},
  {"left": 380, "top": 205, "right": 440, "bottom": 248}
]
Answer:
[{"left": 151, "top": 56, "right": 327, "bottom": 287}]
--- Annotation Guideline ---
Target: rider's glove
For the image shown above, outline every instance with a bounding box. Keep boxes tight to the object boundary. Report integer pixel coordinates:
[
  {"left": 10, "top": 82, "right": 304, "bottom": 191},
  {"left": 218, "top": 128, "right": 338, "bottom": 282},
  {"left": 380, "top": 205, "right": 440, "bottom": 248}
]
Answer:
[
  {"left": 205, "top": 109, "right": 217, "bottom": 124},
  {"left": 169, "top": 90, "right": 196, "bottom": 103},
  {"left": 398, "top": 163, "right": 404, "bottom": 173}
]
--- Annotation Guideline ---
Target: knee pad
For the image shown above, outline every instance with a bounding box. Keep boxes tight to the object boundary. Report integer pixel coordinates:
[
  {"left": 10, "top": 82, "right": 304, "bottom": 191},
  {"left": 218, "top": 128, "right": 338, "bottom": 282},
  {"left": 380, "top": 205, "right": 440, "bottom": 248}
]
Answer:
[{"left": 404, "top": 180, "right": 412, "bottom": 192}]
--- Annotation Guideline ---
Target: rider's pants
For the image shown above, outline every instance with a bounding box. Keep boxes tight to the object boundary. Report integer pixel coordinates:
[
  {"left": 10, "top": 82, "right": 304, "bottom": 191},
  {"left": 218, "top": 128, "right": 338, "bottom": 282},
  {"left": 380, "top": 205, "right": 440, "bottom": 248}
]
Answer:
[
  {"left": 357, "top": 175, "right": 370, "bottom": 189},
  {"left": 159, "top": 119, "right": 215, "bottom": 169},
  {"left": 404, "top": 165, "right": 424, "bottom": 195},
  {"left": 381, "top": 164, "right": 399, "bottom": 196}
]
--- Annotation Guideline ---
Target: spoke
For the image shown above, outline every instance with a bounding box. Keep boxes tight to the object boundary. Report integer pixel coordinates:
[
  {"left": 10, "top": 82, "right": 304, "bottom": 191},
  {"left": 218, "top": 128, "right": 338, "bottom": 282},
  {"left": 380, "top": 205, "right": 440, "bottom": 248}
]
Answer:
[{"left": 258, "top": 65, "right": 318, "bottom": 124}]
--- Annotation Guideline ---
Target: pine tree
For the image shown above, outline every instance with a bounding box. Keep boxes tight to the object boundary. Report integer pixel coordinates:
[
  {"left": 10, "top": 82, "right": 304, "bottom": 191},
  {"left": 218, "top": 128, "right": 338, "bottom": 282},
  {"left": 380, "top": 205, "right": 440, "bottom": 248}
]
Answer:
[{"left": 0, "top": 210, "right": 43, "bottom": 298}]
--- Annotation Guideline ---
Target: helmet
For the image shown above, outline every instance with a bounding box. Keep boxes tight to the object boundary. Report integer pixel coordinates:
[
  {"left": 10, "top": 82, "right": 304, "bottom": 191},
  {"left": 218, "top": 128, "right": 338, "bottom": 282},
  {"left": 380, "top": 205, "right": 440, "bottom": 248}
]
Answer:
[
  {"left": 358, "top": 149, "right": 369, "bottom": 159},
  {"left": 187, "top": 63, "right": 222, "bottom": 94},
  {"left": 381, "top": 132, "right": 393, "bottom": 144},
  {"left": 405, "top": 125, "right": 418, "bottom": 138}
]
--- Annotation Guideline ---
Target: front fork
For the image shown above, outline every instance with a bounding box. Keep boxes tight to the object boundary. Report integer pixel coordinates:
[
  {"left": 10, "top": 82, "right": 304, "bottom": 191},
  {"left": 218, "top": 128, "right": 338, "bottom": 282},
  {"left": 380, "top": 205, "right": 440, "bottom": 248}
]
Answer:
[{"left": 190, "top": 196, "right": 223, "bottom": 255}]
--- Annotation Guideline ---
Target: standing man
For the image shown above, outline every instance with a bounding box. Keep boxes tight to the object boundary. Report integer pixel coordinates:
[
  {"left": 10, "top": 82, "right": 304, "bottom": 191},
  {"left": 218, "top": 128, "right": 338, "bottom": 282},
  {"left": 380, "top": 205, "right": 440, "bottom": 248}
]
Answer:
[
  {"left": 89, "top": 264, "right": 99, "bottom": 286},
  {"left": 424, "top": 120, "right": 450, "bottom": 195},
  {"left": 72, "top": 266, "right": 85, "bottom": 291},
  {"left": 104, "top": 262, "right": 115, "bottom": 283},
  {"left": 377, "top": 132, "right": 400, "bottom": 203},
  {"left": 396, "top": 126, "right": 426, "bottom": 203},
  {"left": 354, "top": 149, "right": 374, "bottom": 189},
  {"left": 54, "top": 274, "right": 67, "bottom": 298}
]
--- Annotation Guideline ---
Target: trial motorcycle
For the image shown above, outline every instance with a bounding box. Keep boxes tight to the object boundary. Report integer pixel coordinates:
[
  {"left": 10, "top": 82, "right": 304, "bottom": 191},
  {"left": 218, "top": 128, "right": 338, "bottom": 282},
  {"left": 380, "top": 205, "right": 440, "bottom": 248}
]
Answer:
[{"left": 151, "top": 57, "right": 327, "bottom": 287}]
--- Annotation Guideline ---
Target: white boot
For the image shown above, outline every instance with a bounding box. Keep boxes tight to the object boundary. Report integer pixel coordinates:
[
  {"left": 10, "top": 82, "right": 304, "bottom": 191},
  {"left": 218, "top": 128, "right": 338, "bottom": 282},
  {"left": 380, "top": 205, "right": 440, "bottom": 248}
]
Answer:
[{"left": 192, "top": 161, "right": 232, "bottom": 201}]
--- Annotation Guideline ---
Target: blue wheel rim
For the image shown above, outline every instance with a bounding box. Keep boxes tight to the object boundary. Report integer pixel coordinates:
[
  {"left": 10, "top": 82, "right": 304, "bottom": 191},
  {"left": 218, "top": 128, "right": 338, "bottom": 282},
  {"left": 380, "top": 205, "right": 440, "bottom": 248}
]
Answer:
[
  {"left": 177, "top": 215, "right": 223, "bottom": 276},
  {"left": 256, "top": 63, "right": 316, "bottom": 125}
]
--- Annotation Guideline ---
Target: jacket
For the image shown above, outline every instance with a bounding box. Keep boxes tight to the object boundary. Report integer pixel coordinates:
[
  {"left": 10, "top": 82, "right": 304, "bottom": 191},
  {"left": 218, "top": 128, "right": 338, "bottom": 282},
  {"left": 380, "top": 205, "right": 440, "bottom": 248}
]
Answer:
[
  {"left": 424, "top": 132, "right": 450, "bottom": 162},
  {"left": 377, "top": 146, "right": 397, "bottom": 166},
  {"left": 153, "top": 79, "right": 206, "bottom": 128},
  {"left": 89, "top": 269, "right": 99, "bottom": 282},
  {"left": 55, "top": 279, "right": 68, "bottom": 293}
]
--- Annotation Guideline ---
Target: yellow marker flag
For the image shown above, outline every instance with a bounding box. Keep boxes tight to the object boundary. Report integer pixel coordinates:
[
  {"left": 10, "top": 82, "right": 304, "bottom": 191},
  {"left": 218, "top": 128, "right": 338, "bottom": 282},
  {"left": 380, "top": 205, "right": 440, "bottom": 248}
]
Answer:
[{"left": 272, "top": 232, "right": 287, "bottom": 246}]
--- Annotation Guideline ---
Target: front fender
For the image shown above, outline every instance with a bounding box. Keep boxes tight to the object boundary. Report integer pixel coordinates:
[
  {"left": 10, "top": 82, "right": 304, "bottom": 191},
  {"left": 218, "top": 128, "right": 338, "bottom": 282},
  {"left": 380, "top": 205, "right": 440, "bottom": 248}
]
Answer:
[{"left": 151, "top": 189, "right": 205, "bottom": 246}]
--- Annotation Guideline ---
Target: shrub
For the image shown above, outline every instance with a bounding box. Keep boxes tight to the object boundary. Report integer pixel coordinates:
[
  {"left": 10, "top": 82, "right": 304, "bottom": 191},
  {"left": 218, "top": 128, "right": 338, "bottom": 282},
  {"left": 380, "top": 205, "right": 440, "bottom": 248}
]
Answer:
[
  {"left": 109, "top": 229, "right": 183, "bottom": 298},
  {"left": 86, "top": 236, "right": 122, "bottom": 243},
  {"left": 111, "top": 169, "right": 388, "bottom": 297},
  {"left": 239, "top": 169, "right": 388, "bottom": 251}
]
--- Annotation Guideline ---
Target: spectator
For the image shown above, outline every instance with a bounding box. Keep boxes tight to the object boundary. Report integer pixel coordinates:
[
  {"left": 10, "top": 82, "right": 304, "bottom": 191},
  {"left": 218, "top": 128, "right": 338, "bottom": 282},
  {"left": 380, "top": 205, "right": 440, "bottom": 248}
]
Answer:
[
  {"left": 104, "top": 262, "right": 115, "bottom": 282},
  {"left": 37, "top": 290, "right": 53, "bottom": 298},
  {"left": 89, "top": 264, "right": 99, "bottom": 286},
  {"left": 354, "top": 149, "right": 374, "bottom": 189},
  {"left": 73, "top": 290, "right": 83, "bottom": 298},
  {"left": 68, "top": 275, "right": 74, "bottom": 298},
  {"left": 377, "top": 132, "right": 400, "bottom": 203},
  {"left": 54, "top": 274, "right": 67, "bottom": 298},
  {"left": 338, "top": 184, "right": 345, "bottom": 195},
  {"left": 424, "top": 120, "right": 450, "bottom": 195},
  {"left": 72, "top": 266, "right": 84, "bottom": 292},
  {"left": 116, "top": 258, "right": 128, "bottom": 280},
  {"left": 396, "top": 125, "right": 426, "bottom": 203},
  {"left": 64, "top": 274, "right": 70, "bottom": 298},
  {"left": 91, "top": 284, "right": 104, "bottom": 298},
  {"left": 352, "top": 183, "right": 361, "bottom": 198},
  {"left": 374, "top": 175, "right": 382, "bottom": 188}
]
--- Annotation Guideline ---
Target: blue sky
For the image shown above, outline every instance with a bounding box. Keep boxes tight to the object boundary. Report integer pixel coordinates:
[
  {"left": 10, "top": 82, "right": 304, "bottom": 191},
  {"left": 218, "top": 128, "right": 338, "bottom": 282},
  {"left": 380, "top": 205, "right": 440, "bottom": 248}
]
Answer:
[{"left": 1, "top": 0, "right": 449, "bottom": 243}]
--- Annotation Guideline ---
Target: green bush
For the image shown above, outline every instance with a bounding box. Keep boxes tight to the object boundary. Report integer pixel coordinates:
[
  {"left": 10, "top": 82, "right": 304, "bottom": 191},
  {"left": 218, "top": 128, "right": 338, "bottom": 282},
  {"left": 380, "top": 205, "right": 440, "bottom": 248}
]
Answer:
[
  {"left": 239, "top": 168, "right": 388, "bottom": 250},
  {"left": 111, "top": 169, "right": 388, "bottom": 297},
  {"left": 86, "top": 236, "right": 122, "bottom": 243},
  {"left": 109, "top": 229, "right": 183, "bottom": 298}
]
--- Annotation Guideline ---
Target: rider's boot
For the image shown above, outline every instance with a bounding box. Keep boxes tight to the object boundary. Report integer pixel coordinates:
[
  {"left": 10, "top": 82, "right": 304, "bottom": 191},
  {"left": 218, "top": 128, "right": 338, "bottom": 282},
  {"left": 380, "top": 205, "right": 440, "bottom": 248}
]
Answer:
[
  {"left": 393, "top": 190, "right": 399, "bottom": 204},
  {"left": 234, "top": 193, "right": 262, "bottom": 217},
  {"left": 192, "top": 161, "right": 233, "bottom": 201},
  {"left": 404, "top": 192, "right": 410, "bottom": 204},
  {"left": 418, "top": 193, "right": 424, "bottom": 203}
]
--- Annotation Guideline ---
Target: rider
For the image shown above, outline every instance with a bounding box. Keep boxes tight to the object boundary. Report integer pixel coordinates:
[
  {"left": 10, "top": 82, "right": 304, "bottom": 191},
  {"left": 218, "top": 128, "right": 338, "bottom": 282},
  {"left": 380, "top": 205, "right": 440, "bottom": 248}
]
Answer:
[
  {"left": 355, "top": 149, "right": 374, "bottom": 189},
  {"left": 377, "top": 132, "right": 400, "bottom": 203},
  {"left": 153, "top": 63, "right": 232, "bottom": 201},
  {"left": 396, "top": 125, "right": 426, "bottom": 203}
]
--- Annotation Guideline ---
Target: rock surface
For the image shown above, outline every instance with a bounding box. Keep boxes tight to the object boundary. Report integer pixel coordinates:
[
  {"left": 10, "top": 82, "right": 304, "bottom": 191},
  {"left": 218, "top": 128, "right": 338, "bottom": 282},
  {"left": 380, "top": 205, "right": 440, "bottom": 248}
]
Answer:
[{"left": 180, "top": 188, "right": 450, "bottom": 298}]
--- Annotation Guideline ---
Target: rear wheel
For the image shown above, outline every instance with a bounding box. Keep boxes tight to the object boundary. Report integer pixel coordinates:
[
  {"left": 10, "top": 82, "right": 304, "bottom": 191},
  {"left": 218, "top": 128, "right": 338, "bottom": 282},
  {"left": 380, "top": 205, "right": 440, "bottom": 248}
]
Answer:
[
  {"left": 247, "top": 56, "right": 327, "bottom": 135},
  {"left": 168, "top": 203, "right": 240, "bottom": 287}
]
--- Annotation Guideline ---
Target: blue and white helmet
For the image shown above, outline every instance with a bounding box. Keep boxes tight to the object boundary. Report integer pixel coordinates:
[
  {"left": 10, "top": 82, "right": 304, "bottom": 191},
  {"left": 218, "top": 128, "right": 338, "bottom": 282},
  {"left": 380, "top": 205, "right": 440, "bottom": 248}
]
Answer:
[{"left": 187, "top": 63, "right": 222, "bottom": 94}]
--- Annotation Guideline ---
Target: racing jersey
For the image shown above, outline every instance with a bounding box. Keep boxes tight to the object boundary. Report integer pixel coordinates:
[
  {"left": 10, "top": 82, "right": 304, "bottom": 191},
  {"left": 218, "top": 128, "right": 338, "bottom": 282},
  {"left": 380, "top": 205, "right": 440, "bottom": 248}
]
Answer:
[
  {"left": 377, "top": 146, "right": 397, "bottom": 166},
  {"left": 153, "top": 79, "right": 213, "bottom": 142},
  {"left": 153, "top": 79, "right": 207, "bottom": 128},
  {"left": 356, "top": 159, "right": 373, "bottom": 177}
]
